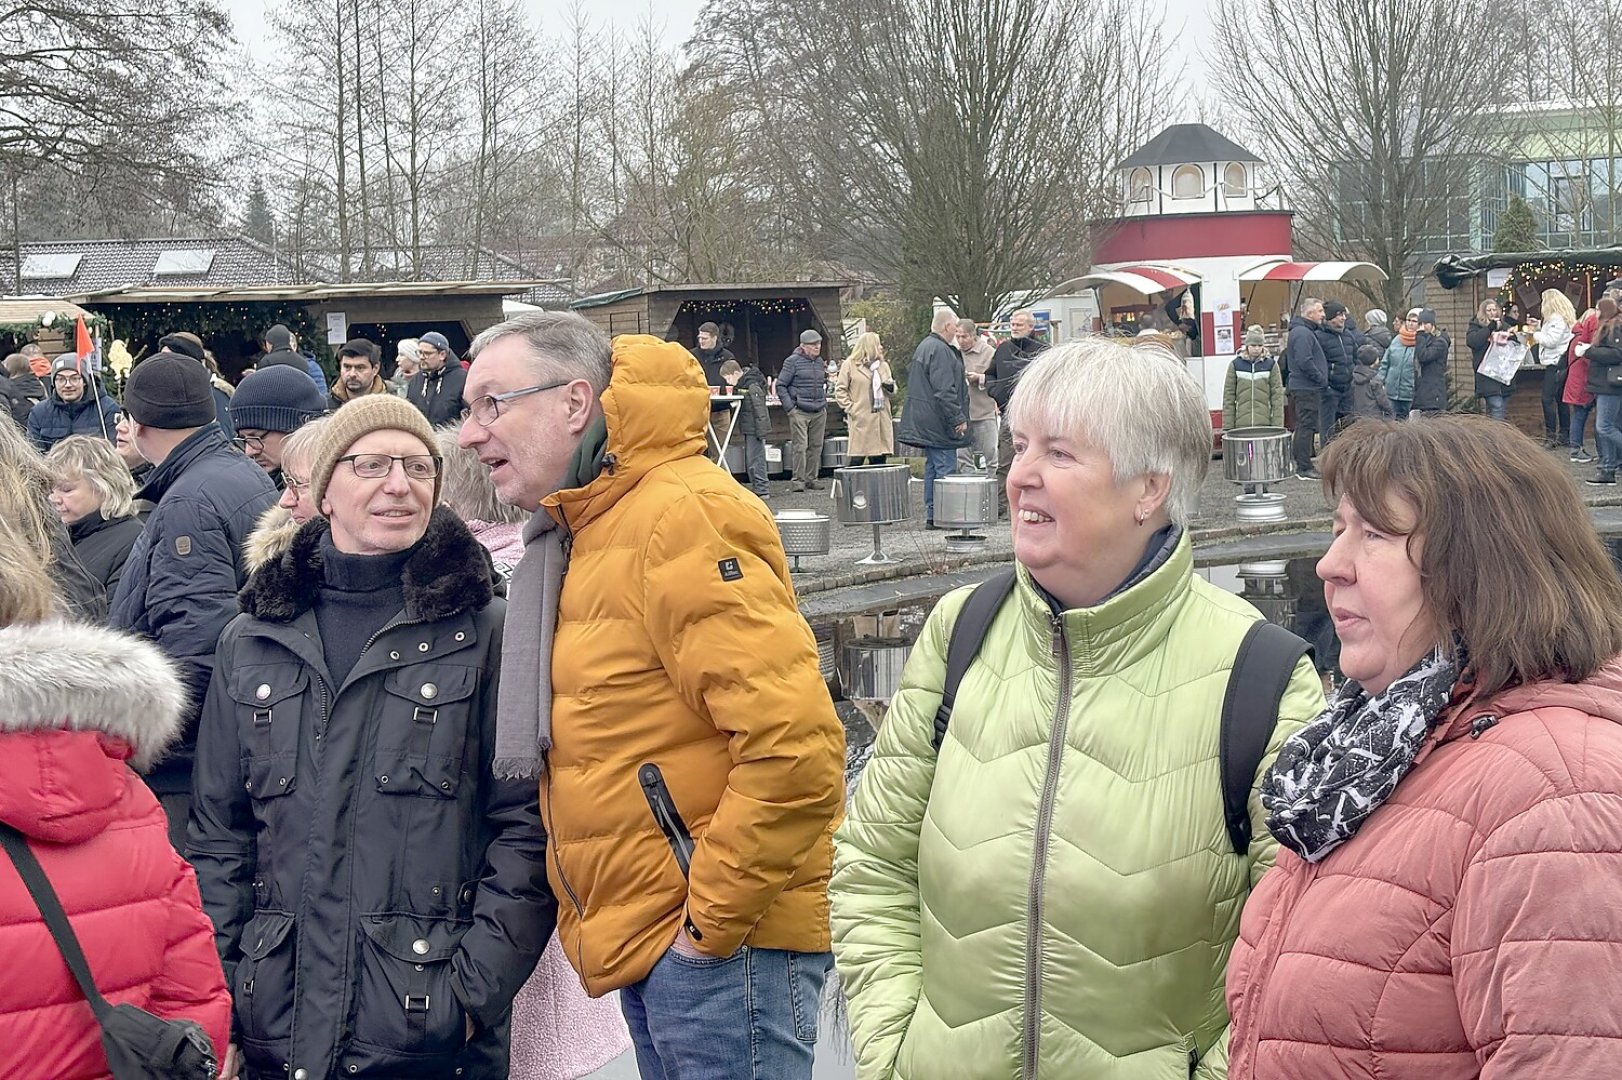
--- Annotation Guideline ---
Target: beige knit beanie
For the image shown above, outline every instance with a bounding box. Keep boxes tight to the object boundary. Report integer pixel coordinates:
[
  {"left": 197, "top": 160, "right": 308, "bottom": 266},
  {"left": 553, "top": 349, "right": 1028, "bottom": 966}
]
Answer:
[{"left": 311, "top": 394, "right": 442, "bottom": 507}]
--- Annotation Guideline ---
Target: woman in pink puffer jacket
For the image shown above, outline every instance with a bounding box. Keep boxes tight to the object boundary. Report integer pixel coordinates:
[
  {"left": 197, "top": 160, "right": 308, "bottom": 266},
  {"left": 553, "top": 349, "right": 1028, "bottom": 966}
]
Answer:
[{"left": 1227, "top": 415, "right": 1622, "bottom": 1079}]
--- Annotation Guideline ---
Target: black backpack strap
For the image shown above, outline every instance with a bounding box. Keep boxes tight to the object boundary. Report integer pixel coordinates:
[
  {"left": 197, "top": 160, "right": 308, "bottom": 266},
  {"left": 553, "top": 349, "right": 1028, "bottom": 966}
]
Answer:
[
  {"left": 0, "top": 823, "right": 113, "bottom": 1019},
  {"left": 1220, "top": 621, "right": 1313, "bottom": 856},
  {"left": 933, "top": 569, "right": 1017, "bottom": 751}
]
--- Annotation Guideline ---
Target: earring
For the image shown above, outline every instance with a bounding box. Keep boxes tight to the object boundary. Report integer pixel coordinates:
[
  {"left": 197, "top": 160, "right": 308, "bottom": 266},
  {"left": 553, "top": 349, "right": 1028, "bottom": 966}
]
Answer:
[{"left": 1134, "top": 510, "right": 1147, "bottom": 527}]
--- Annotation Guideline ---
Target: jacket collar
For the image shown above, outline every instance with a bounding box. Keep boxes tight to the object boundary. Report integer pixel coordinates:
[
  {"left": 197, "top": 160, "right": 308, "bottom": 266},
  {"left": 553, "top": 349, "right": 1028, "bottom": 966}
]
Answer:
[
  {"left": 545, "top": 334, "right": 710, "bottom": 534},
  {"left": 135, "top": 424, "right": 232, "bottom": 504},
  {"left": 239, "top": 506, "right": 494, "bottom": 623},
  {"left": 1012, "top": 529, "right": 1196, "bottom": 677},
  {"left": 0, "top": 620, "right": 185, "bottom": 772},
  {"left": 330, "top": 375, "right": 388, "bottom": 402}
]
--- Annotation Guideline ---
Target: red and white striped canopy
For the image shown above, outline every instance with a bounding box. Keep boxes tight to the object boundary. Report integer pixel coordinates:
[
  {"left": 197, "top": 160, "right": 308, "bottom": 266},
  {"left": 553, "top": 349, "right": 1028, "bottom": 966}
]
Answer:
[
  {"left": 1056, "top": 262, "right": 1202, "bottom": 297},
  {"left": 1239, "top": 260, "right": 1386, "bottom": 284}
]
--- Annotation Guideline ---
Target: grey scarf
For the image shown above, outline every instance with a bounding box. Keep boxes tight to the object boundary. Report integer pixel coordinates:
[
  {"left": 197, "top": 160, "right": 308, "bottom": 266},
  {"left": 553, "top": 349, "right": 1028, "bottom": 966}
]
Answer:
[
  {"left": 1261, "top": 644, "right": 1459, "bottom": 863},
  {"left": 492, "top": 415, "right": 610, "bottom": 780}
]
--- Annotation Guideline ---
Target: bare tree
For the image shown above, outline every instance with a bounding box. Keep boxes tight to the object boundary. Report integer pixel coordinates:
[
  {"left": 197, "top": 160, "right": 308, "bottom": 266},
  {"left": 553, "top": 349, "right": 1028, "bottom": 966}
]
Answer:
[
  {"left": 690, "top": 0, "right": 1167, "bottom": 318},
  {"left": 1216, "top": 0, "right": 1526, "bottom": 312},
  {"left": 1539, "top": 0, "right": 1622, "bottom": 244}
]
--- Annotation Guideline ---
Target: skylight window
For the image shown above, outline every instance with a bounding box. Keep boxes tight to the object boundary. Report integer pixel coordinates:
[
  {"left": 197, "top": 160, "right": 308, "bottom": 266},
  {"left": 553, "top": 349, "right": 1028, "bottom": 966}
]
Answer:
[
  {"left": 22, "top": 253, "right": 82, "bottom": 279},
  {"left": 154, "top": 249, "right": 216, "bottom": 276}
]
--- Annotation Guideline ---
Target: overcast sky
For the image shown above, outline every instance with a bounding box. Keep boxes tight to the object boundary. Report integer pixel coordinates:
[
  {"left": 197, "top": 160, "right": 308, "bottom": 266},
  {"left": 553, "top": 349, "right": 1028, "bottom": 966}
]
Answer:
[{"left": 223, "top": 0, "right": 1217, "bottom": 89}]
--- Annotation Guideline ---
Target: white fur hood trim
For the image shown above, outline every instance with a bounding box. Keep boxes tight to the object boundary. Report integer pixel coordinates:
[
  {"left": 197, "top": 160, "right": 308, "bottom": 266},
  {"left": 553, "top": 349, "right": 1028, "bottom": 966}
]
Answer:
[{"left": 0, "top": 620, "right": 187, "bottom": 770}]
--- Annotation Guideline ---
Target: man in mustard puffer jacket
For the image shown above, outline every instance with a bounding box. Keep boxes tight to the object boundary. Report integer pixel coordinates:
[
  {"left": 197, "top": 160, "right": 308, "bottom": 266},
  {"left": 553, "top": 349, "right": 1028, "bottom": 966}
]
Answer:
[{"left": 458, "top": 310, "right": 846, "bottom": 1079}]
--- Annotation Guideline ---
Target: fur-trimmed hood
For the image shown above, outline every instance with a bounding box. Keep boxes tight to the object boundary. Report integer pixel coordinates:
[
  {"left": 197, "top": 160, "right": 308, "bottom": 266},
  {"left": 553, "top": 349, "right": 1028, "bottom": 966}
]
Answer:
[
  {"left": 0, "top": 621, "right": 185, "bottom": 771},
  {"left": 239, "top": 505, "right": 495, "bottom": 623},
  {"left": 245, "top": 503, "right": 303, "bottom": 573}
]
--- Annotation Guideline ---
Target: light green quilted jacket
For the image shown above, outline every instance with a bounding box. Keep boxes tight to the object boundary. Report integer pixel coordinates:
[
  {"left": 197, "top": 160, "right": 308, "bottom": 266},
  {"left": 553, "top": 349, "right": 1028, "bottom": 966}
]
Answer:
[{"left": 832, "top": 538, "right": 1323, "bottom": 1080}]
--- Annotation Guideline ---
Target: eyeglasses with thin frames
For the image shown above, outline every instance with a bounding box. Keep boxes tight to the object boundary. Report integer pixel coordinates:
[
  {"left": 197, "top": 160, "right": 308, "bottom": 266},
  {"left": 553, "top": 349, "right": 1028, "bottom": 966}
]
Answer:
[
  {"left": 469, "top": 380, "right": 572, "bottom": 426},
  {"left": 337, "top": 454, "right": 441, "bottom": 481}
]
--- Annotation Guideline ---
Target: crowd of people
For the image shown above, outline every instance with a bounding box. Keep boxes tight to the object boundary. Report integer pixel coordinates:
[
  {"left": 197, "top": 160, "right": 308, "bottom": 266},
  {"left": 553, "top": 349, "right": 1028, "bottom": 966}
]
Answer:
[
  {"left": 0, "top": 307, "right": 1620, "bottom": 1080},
  {"left": 1244, "top": 283, "right": 1622, "bottom": 488}
]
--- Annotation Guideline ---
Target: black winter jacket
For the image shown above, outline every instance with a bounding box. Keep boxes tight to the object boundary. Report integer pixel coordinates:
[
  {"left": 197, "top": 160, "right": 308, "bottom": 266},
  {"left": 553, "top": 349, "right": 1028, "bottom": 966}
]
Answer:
[
  {"left": 987, "top": 336, "right": 1048, "bottom": 410},
  {"left": 775, "top": 347, "right": 827, "bottom": 413},
  {"left": 189, "top": 511, "right": 554, "bottom": 1080},
  {"left": 1285, "top": 315, "right": 1329, "bottom": 392},
  {"left": 407, "top": 364, "right": 470, "bottom": 426},
  {"left": 1585, "top": 321, "right": 1622, "bottom": 396},
  {"left": 1413, "top": 330, "right": 1451, "bottom": 411},
  {"left": 109, "top": 425, "right": 278, "bottom": 794},
  {"left": 67, "top": 511, "right": 144, "bottom": 600},
  {"left": 26, "top": 380, "right": 120, "bottom": 451},
  {"left": 0, "top": 372, "right": 43, "bottom": 425},
  {"left": 897, "top": 332, "right": 969, "bottom": 449},
  {"left": 733, "top": 365, "right": 772, "bottom": 437},
  {"left": 694, "top": 346, "right": 736, "bottom": 412},
  {"left": 1313, "top": 324, "right": 1358, "bottom": 392},
  {"left": 1467, "top": 317, "right": 1516, "bottom": 397}
]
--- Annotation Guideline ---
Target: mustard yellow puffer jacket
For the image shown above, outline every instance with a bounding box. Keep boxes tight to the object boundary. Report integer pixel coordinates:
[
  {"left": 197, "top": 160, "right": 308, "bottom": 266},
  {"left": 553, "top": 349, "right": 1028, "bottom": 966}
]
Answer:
[
  {"left": 541, "top": 334, "right": 846, "bottom": 996},
  {"left": 832, "top": 544, "right": 1323, "bottom": 1079}
]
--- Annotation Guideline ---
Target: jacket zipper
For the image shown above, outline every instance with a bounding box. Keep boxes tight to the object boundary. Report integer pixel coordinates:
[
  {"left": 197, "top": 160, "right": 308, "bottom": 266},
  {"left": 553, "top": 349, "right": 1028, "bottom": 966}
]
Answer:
[
  {"left": 638, "top": 763, "right": 695, "bottom": 878},
  {"left": 1023, "top": 613, "right": 1074, "bottom": 1080},
  {"left": 540, "top": 760, "right": 585, "bottom": 918}
]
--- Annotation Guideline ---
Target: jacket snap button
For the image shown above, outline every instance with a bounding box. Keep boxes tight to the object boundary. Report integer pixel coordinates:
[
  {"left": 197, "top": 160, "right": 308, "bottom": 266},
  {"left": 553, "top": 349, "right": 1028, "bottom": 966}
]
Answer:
[
  {"left": 294, "top": 1070, "right": 308, "bottom": 1080},
  {"left": 245, "top": 780, "right": 252, "bottom": 791},
  {"left": 421, "top": 683, "right": 438, "bottom": 700},
  {"left": 278, "top": 777, "right": 288, "bottom": 786},
  {"left": 379, "top": 775, "right": 389, "bottom": 784},
  {"left": 389, "top": 651, "right": 400, "bottom": 660},
  {"left": 415, "top": 963, "right": 425, "bottom": 971},
  {"left": 454, "top": 632, "right": 465, "bottom": 641},
  {"left": 441, "top": 780, "right": 452, "bottom": 791},
  {"left": 255, "top": 684, "right": 271, "bottom": 701},
  {"left": 412, "top": 938, "right": 431, "bottom": 955},
  {"left": 418, "top": 642, "right": 430, "bottom": 652},
  {"left": 349, "top": 1069, "right": 358, "bottom": 1075}
]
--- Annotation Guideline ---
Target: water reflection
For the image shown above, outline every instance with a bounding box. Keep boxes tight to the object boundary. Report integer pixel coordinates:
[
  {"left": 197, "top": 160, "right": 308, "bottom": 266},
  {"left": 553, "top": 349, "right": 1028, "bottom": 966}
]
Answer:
[{"left": 1198, "top": 558, "right": 1341, "bottom": 684}]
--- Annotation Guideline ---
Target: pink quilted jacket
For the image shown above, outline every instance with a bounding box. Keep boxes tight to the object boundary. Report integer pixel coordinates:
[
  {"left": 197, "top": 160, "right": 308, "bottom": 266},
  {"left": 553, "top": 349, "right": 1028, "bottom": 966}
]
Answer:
[{"left": 1227, "top": 662, "right": 1622, "bottom": 1078}]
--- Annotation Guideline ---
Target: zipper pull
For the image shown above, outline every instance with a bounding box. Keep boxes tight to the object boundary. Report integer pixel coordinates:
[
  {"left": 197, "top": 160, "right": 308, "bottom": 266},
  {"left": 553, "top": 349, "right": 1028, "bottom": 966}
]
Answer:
[{"left": 1470, "top": 714, "right": 1499, "bottom": 739}]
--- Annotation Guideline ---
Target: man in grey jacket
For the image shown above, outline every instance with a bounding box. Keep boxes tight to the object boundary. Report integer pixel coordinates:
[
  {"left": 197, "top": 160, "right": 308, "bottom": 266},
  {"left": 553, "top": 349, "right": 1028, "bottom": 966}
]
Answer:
[
  {"left": 897, "top": 308, "right": 969, "bottom": 527},
  {"left": 777, "top": 329, "right": 829, "bottom": 491}
]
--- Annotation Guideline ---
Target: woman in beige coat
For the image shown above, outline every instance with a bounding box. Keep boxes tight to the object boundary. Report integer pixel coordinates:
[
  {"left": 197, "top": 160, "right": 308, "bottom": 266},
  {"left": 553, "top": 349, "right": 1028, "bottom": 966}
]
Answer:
[{"left": 834, "top": 331, "right": 897, "bottom": 463}]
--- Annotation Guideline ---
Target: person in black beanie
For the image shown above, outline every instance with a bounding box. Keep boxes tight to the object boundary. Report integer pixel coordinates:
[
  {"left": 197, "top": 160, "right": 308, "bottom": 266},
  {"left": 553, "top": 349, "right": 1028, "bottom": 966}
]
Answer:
[
  {"left": 108, "top": 351, "right": 278, "bottom": 847},
  {"left": 156, "top": 332, "right": 236, "bottom": 439},
  {"left": 228, "top": 364, "right": 326, "bottom": 489}
]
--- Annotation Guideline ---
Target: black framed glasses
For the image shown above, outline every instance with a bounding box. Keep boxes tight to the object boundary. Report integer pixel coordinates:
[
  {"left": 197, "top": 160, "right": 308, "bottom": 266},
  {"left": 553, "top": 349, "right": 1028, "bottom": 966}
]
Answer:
[
  {"left": 233, "top": 433, "right": 265, "bottom": 453},
  {"left": 469, "top": 380, "right": 571, "bottom": 426},
  {"left": 337, "top": 453, "right": 440, "bottom": 481}
]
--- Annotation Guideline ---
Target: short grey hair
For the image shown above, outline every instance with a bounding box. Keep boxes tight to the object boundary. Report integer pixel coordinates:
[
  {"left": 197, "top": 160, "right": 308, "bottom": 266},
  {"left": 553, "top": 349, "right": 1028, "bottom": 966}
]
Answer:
[
  {"left": 956, "top": 317, "right": 978, "bottom": 336},
  {"left": 1005, "top": 338, "right": 1211, "bottom": 526},
  {"left": 44, "top": 435, "right": 136, "bottom": 520},
  {"left": 469, "top": 310, "right": 612, "bottom": 396},
  {"left": 930, "top": 307, "right": 959, "bottom": 335},
  {"left": 1298, "top": 296, "right": 1324, "bottom": 315},
  {"left": 437, "top": 424, "right": 526, "bottom": 525}
]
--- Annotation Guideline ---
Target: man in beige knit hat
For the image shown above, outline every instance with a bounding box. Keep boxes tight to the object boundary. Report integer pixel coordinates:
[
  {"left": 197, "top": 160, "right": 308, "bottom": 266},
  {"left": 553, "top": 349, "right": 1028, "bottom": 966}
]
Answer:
[{"left": 189, "top": 392, "right": 554, "bottom": 1080}]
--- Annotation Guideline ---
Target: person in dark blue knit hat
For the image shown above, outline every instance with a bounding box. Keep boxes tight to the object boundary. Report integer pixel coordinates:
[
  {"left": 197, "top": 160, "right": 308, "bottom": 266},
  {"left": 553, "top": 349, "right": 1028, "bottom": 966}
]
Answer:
[{"left": 228, "top": 364, "right": 326, "bottom": 491}]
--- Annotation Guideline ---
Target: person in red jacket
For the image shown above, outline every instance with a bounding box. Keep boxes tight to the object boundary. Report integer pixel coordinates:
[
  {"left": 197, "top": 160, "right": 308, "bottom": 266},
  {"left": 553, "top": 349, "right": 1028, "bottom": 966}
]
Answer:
[
  {"left": 0, "top": 511, "right": 231, "bottom": 1080},
  {"left": 1227, "top": 415, "right": 1622, "bottom": 1078}
]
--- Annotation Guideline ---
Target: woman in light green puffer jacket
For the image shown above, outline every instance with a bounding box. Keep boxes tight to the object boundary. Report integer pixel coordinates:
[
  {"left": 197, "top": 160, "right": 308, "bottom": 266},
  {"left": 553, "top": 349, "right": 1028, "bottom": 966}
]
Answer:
[{"left": 832, "top": 340, "right": 1325, "bottom": 1080}]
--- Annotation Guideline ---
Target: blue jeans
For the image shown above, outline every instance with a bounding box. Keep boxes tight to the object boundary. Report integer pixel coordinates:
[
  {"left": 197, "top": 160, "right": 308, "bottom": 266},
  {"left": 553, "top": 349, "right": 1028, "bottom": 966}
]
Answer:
[
  {"left": 1597, "top": 395, "right": 1622, "bottom": 471},
  {"left": 1482, "top": 394, "right": 1508, "bottom": 421},
  {"left": 922, "top": 445, "right": 957, "bottom": 521},
  {"left": 1572, "top": 402, "right": 1593, "bottom": 449},
  {"left": 620, "top": 946, "right": 832, "bottom": 1080}
]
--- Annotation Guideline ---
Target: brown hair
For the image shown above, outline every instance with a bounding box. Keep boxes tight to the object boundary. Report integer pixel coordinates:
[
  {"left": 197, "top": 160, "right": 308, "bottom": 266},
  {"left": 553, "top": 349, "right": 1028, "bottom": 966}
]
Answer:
[
  {"left": 0, "top": 422, "right": 59, "bottom": 624},
  {"left": 1322, "top": 415, "right": 1622, "bottom": 697}
]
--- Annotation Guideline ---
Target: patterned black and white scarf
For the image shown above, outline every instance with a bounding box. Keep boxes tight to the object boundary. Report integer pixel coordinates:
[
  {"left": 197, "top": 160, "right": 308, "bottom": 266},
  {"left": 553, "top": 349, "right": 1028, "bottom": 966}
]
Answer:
[{"left": 1261, "top": 644, "right": 1459, "bottom": 863}]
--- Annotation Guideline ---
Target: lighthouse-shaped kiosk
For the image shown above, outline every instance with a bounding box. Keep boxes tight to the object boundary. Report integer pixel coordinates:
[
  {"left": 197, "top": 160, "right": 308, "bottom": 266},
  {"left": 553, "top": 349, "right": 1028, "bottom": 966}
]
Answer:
[{"left": 1048, "top": 123, "right": 1383, "bottom": 435}]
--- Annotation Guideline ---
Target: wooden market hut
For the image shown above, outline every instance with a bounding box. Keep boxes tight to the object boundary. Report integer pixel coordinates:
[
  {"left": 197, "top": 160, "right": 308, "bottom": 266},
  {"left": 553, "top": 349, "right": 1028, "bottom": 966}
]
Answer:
[
  {"left": 569, "top": 282, "right": 848, "bottom": 378},
  {"left": 1432, "top": 248, "right": 1622, "bottom": 433}
]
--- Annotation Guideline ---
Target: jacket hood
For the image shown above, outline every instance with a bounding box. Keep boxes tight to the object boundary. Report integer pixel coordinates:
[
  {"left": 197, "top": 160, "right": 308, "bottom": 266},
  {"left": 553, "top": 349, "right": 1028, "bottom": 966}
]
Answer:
[
  {"left": 239, "top": 505, "right": 495, "bottom": 622},
  {"left": 546, "top": 334, "right": 709, "bottom": 533},
  {"left": 244, "top": 503, "right": 302, "bottom": 572},
  {"left": 1440, "top": 659, "right": 1622, "bottom": 741},
  {"left": 0, "top": 621, "right": 186, "bottom": 841}
]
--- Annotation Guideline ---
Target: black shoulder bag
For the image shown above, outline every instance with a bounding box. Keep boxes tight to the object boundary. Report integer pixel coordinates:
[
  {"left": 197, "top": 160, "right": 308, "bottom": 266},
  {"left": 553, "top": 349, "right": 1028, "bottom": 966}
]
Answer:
[{"left": 0, "top": 824, "right": 218, "bottom": 1080}]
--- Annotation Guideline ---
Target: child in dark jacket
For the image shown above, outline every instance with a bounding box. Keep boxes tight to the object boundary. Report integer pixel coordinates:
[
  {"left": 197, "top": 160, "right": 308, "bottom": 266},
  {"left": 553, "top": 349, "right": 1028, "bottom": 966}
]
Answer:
[
  {"left": 724, "top": 359, "right": 772, "bottom": 498},
  {"left": 1342, "top": 343, "right": 1395, "bottom": 425}
]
